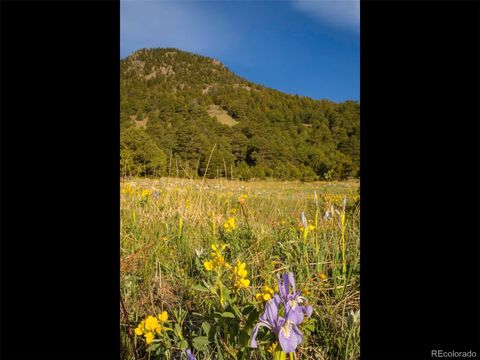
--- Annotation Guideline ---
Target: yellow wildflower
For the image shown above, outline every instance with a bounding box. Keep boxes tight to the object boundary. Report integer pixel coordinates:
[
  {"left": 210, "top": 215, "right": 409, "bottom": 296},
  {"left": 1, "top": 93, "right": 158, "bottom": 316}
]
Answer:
[
  {"left": 144, "top": 316, "right": 159, "bottom": 331},
  {"left": 213, "top": 254, "right": 225, "bottom": 268},
  {"left": 204, "top": 260, "right": 213, "bottom": 271},
  {"left": 211, "top": 243, "right": 227, "bottom": 253},
  {"left": 158, "top": 311, "right": 169, "bottom": 322},
  {"left": 235, "top": 277, "right": 250, "bottom": 289},
  {"left": 223, "top": 217, "right": 236, "bottom": 233},
  {"left": 319, "top": 272, "right": 327, "bottom": 281},
  {"left": 134, "top": 321, "right": 145, "bottom": 336},
  {"left": 144, "top": 331, "right": 154, "bottom": 344},
  {"left": 234, "top": 261, "right": 248, "bottom": 278},
  {"left": 256, "top": 285, "right": 274, "bottom": 302},
  {"left": 263, "top": 285, "right": 274, "bottom": 295},
  {"left": 268, "top": 342, "right": 278, "bottom": 354}
]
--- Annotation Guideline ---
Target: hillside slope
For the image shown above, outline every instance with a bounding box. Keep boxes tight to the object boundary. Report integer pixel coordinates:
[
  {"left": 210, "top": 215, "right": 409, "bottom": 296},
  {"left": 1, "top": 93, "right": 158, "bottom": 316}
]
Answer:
[{"left": 120, "top": 48, "right": 359, "bottom": 180}]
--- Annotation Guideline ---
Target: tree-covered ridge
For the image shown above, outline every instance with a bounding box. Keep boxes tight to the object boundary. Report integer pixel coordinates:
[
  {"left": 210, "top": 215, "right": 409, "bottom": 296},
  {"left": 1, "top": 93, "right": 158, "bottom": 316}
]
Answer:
[{"left": 121, "top": 48, "right": 359, "bottom": 180}]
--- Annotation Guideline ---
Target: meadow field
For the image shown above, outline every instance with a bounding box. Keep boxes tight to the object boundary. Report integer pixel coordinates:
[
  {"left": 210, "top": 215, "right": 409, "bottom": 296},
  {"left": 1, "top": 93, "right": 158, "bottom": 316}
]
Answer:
[{"left": 120, "top": 177, "right": 360, "bottom": 360}]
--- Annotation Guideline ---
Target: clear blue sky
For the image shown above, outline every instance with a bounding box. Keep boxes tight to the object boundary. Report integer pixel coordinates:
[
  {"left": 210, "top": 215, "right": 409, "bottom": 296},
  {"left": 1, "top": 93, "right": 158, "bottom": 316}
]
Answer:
[{"left": 121, "top": 0, "right": 359, "bottom": 102}]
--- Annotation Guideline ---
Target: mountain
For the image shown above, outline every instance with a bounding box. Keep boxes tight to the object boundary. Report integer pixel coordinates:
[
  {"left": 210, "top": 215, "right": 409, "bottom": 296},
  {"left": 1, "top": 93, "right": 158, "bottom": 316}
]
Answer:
[{"left": 120, "top": 48, "right": 359, "bottom": 180}]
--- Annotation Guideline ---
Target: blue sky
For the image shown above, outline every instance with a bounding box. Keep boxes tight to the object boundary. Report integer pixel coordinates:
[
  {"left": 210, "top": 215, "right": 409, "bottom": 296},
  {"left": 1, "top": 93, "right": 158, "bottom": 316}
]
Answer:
[{"left": 121, "top": 0, "right": 359, "bottom": 102}]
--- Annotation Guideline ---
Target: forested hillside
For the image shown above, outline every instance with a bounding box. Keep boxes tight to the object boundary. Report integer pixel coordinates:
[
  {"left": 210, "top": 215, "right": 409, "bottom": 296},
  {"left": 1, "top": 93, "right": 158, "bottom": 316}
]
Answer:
[{"left": 120, "top": 48, "right": 359, "bottom": 180}]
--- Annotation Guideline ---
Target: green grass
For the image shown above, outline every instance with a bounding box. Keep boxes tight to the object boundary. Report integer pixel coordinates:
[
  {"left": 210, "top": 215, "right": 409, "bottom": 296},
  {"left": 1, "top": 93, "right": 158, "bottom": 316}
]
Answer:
[{"left": 120, "top": 177, "right": 360, "bottom": 360}]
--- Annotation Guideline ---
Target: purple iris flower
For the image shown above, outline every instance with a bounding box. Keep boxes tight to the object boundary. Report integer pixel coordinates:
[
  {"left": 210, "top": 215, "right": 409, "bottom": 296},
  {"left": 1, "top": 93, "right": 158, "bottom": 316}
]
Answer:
[
  {"left": 250, "top": 294, "right": 303, "bottom": 353},
  {"left": 277, "top": 272, "right": 313, "bottom": 325},
  {"left": 183, "top": 349, "right": 196, "bottom": 360}
]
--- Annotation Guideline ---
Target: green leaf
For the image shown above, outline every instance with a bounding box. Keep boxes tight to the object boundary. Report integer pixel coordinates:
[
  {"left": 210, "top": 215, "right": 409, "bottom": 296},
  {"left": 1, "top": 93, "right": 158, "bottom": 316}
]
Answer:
[
  {"left": 192, "top": 284, "right": 210, "bottom": 292},
  {"left": 146, "top": 342, "right": 161, "bottom": 352},
  {"left": 302, "top": 323, "right": 315, "bottom": 332},
  {"left": 201, "top": 321, "right": 211, "bottom": 336},
  {"left": 180, "top": 339, "right": 189, "bottom": 350},
  {"left": 221, "top": 311, "right": 236, "bottom": 319},
  {"left": 192, "top": 336, "right": 210, "bottom": 351},
  {"left": 174, "top": 323, "right": 183, "bottom": 339}
]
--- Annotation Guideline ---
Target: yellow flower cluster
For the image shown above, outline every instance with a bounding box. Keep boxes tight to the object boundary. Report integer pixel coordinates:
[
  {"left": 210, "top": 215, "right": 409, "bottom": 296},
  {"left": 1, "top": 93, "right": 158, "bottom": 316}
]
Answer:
[
  {"left": 121, "top": 184, "right": 135, "bottom": 195},
  {"left": 134, "top": 311, "right": 171, "bottom": 345},
  {"left": 255, "top": 285, "right": 275, "bottom": 302},
  {"left": 299, "top": 223, "right": 316, "bottom": 235},
  {"left": 141, "top": 189, "right": 152, "bottom": 198},
  {"left": 223, "top": 217, "right": 236, "bottom": 233},
  {"left": 203, "top": 244, "right": 250, "bottom": 290},
  {"left": 323, "top": 193, "right": 349, "bottom": 207},
  {"left": 204, "top": 243, "right": 228, "bottom": 271},
  {"left": 233, "top": 261, "right": 250, "bottom": 289}
]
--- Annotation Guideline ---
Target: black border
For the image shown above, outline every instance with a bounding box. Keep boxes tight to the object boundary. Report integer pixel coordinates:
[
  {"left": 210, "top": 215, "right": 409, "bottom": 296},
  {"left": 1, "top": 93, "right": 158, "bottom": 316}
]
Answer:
[
  {"left": 361, "top": 1, "right": 479, "bottom": 359},
  {"left": 1, "top": 1, "right": 120, "bottom": 359}
]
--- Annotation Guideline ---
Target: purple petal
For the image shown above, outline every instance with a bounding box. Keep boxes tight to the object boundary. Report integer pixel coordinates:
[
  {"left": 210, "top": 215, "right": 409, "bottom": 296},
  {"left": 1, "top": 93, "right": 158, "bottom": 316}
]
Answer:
[
  {"left": 278, "top": 323, "right": 301, "bottom": 354},
  {"left": 288, "top": 272, "right": 296, "bottom": 293},
  {"left": 292, "top": 323, "right": 303, "bottom": 342},
  {"left": 277, "top": 273, "right": 290, "bottom": 300},
  {"left": 303, "top": 305, "right": 313, "bottom": 318},
  {"left": 287, "top": 307, "right": 304, "bottom": 325},
  {"left": 185, "top": 349, "right": 197, "bottom": 360},
  {"left": 250, "top": 323, "right": 261, "bottom": 348},
  {"left": 265, "top": 298, "right": 279, "bottom": 324}
]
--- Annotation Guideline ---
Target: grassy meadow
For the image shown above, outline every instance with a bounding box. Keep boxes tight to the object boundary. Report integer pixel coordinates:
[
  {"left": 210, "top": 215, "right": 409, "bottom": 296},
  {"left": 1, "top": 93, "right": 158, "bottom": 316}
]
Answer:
[{"left": 120, "top": 177, "right": 360, "bottom": 360}]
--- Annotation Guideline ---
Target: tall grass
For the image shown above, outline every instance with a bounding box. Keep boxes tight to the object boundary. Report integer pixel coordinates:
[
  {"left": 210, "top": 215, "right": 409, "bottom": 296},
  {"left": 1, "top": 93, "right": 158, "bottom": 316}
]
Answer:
[{"left": 120, "top": 177, "right": 360, "bottom": 360}]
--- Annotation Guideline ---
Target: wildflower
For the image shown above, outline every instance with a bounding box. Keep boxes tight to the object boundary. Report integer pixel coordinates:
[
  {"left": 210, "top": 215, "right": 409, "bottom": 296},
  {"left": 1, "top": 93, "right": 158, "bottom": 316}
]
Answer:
[
  {"left": 204, "top": 260, "right": 214, "bottom": 271},
  {"left": 235, "top": 277, "right": 250, "bottom": 289},
  {"left": 223, "top": 217, "right": 236, "bottom": 232},
  {"left": 277, "top": 272, "right": 313, "bottom": 325},
  {"left": 195, "top": 247, "right": 204, "bottom": 257},
  {"left": 144, "top": 331, "right": 154, "bottom": 344},
  {"left": 319, "top": 272, "right": 327, "bottom": 281},
  {"left": 323, "top": 205, "right": 334, "bottom": 221},
  {"left": 256, "top": 285, "right": 275, "bottom": 302},
  {"left": 348, "top": 309, "right": 360, "bottom": 326},
  {"left": 268, "top": 342, "right": 278, "bottom": 354},
  {"left": 141, "top": 189, "right": 152, "bottom": 198},
  {"left": 184, "top": 349, "right": 197, "bottom": 360},
  {"left": 234, "top": 261, "right": 248, "bottom": 278},
  {"left": 301, "top": 212, "right": 308, "bottom": 229},
  {"left": 134, "top": 321, "right": 145, "bottom": 336},
  {"left": 250, "top": 295, "right": 303, "bottom": 354},
  {"left": 158, "top": 311, "right": 169, "bottom": 323},
  {"left": 212, "top": 243, "right": 227, "bottom": 254},
  {"left": 153, "top": 191, "right": 159, "bottom": 199},
  {"left": 232, "top": 260, "right": 250, "bottom": 289},
  {"left": 204, "top": 243, "right": 229, "bottom": 271},
  {"left": 144, "top": 316, "right": 160, "bottom": 331}
]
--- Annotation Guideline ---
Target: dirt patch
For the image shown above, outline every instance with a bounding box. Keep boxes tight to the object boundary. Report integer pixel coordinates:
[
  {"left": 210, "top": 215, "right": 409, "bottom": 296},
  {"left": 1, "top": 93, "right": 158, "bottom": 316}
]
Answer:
[{"left": 207, "top": 105, "right": 238, "bottom": 126}]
